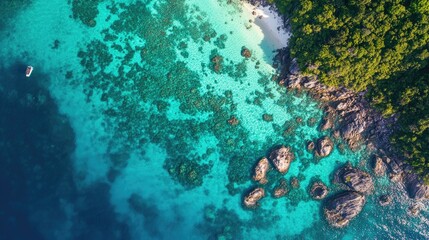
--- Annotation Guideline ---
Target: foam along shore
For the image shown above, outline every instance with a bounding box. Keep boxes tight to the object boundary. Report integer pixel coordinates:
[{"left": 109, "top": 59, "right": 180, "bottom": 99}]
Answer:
[{"left": 242, "top": 2, "right": 290, "bottom": 50}]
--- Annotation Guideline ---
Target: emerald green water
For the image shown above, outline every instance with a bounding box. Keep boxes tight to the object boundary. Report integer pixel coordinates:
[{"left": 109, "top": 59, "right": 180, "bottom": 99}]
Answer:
[{"left": 0, "top": 0, "right": 428, "bottom": 239}]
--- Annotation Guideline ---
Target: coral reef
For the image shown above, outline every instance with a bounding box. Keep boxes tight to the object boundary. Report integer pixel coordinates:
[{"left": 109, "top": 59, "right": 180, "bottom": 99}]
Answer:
[
  {"left": 164, "top": 156, "right": 211, "bottom": 189},
  {"left": 71, "top": 0, "right": 102, "bottom": 27}
]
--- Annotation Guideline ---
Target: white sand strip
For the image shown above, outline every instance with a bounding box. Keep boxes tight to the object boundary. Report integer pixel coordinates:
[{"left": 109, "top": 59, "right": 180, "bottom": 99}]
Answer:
[{"left": 242, "top": 2, "right": 290, "bottom": 50}]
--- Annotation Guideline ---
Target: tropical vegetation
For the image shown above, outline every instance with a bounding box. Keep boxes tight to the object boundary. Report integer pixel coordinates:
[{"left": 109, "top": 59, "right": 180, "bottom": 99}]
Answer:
[{"left": 269, "top": 0, "right": 429, "bottom": 182}]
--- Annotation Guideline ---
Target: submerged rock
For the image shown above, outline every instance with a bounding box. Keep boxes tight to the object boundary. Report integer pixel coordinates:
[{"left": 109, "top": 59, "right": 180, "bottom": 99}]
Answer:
[
  {"left": 211, "top": 55, "right": 223, "bottom": 73},
  {"left": 269, "top": 145, "right": 295, "bottom": 174},
  {"left": 243, "top": 187, "right": 265, "bottom": 208},
  {"left": 262, "top": 113, "right": 273, "bottom": 122},
  {"left": 227, "top": 116, "right": 239, "bottom": 126},
  {"left": 378, "top": 194, "right": 392, "bottom": 206},
  {"left": 290, "top": 177, "right": 300, "bottom": 189},
  {"left": 408, "top": 203, "right": 423, "bottom": 216},
  {"left": 307, "top": 117, "right": 317, "bottom": 127},
  {"left": 272, "top": 179, "right": 288, "bottom": 198},
  {"left": 241, "top": 47, "right": 252, "bottom": 58},
  {"left": 253, "top": 157, "right": 270, "bottom": 184},
  {"left": 324, "top": 191, "right": 366, "bottom": 228},
  {"left": 306, "top": 140, "right": 315, "bottom": 152},
  {"left": 335, "top": 165, "right": 374, "bottom": 194},
  {"left": 315, "top": 136, "right": 334, "bottom": 157},
  {"left": 310, "top": 181, "right": 328, "bottom": 200}
]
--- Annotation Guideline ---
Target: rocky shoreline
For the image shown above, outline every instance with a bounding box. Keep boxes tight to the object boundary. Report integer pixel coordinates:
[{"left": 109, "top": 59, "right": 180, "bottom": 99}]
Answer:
[
  {"left": 246, "top": 0, "right": 429, "bottom": 228},
  {"left": 276, "top": 57, "right": 429, "bottom": 226},
  {"left": 278, "top": 61, "right": 429, "bottom": 201}
]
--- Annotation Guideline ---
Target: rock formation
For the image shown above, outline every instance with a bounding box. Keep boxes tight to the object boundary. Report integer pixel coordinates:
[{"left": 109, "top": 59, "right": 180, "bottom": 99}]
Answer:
[
  {"left": 324, "top": 191, "right": 366, "bottom": 228},
  {"left": 408, "top": 203, "right": 423, "bottom": 216},
  {"left": 269, "top": 145, "right": 295, "bottom": 174},
  {"left": 306, "top": 140, "right": 315, "bottom": 152},
  {"left": 315, "top": 136, "right": 334, "bottom": 157},
  {"left": 310, "top": 181, "right": 328, "bottom": 200},
  {"left": 243, "top": 187, "right": 265, "bottom": 208},
  {"left": 406, "top": 174, "right": 429, "bottom": 200},
  {"left": 319, "top": 115, "right": 334, "bottom": 131},
  {"left": 253, "top": 157, "right": 270, "bottom": 184},
  {"left": 282, "top": 74, "right": 394, "bottom": 152},
  {"left": 372, "top": 155, "right": 386, "bottom": 176},
  {"left": 227, "top": 116, "right": 239, "bottom": 126},
  {"left": 272, "top": 178, "right": 288, "bottom": 198},
  {"left": 335, "top": 165, "right": 374, "bottom": 194},
  {"left": 378, "top": 194, "right": 392, "bottom": 206},
  {"left": 241, "top": 47, "right": 252, "bottom": 58}
]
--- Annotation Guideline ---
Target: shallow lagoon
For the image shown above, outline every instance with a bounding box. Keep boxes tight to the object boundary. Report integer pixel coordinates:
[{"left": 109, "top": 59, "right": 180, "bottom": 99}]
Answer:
[{"left": 0, "top": 0, "right": 428, "bottom": 239}]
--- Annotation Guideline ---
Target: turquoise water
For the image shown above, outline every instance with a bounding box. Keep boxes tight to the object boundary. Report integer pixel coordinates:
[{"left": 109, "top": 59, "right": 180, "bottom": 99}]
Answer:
[{"left": 0, "top": 0, "right": 428, "bottom": 239}]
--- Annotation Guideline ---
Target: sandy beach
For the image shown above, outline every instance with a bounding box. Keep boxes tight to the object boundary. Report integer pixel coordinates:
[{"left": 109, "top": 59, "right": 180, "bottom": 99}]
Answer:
[{"left": 243, "top": 2, "right": 290, "bottom": 50}]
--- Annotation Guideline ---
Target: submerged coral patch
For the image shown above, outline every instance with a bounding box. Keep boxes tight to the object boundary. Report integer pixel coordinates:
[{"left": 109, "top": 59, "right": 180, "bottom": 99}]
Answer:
[
  {"left": 71, "top": 0, "right": 102, "bottom": 27},
  {"left": 164, "top": 156, "right": 211, "bottom": 188}
]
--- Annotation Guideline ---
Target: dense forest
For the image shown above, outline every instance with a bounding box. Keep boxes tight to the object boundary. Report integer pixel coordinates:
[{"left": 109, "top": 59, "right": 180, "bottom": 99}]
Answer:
[{"left": 268, "top": 0, "right": 429, "bottom": 182}]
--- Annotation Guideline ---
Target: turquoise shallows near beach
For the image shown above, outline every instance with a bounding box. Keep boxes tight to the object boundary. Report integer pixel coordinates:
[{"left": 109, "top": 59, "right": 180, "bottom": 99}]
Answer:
[{"left": 0, "top": 0, "right": 428, "bottom": 239}]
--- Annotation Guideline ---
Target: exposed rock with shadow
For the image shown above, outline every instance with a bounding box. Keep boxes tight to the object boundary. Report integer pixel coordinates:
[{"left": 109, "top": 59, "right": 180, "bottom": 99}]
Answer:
[
  {"left": 269, "top": 145, "right": 295, "bottom": 174},
  {"left": 334, "top": 164, "right": 374, "bottom": 195},
  {"left": 324, "top": 191, "right": 366, "bottom": 228}
]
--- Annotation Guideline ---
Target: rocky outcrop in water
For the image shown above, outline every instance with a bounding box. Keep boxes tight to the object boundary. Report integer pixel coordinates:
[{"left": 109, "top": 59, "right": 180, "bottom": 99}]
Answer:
[
  {"left": 315, "top": 136, "right": 334, "bottom": 157},
  {"left": 227, "top": 116, "right": 239, "bottom": 126},
  {"left": 241, "top": 47, "right": 252, "bottom": 58},
  {"left": 211, "top": 55, "right": 223, "bottom": 73},
  {"left": 408, "top": 203, "right": 423, "bottom": 216},
  {"left": 253, "top": 157, "right": 270, "bottom": 184},
  {"left": 378, "top": 194, "right": 392, "bottom": 206},
  {"left": 281, "top": 74, "right": 395, "bottom": 153},
  {"left": 319, "top": 115, "right": 334, "bottom": 131},
  {"left": 406, "top": 174, "right": 429, "bottom": 200},
  {"left": 310, "top": 181, "right": 328, "bottom": 200},
  {"left": 324, "top": 191, "right": 366, "bottom": 228},
  {"left": 272, "top": 178, "right": 288, "bottom": 198},
  {"left": 280, "top": 72, "right": 420, "bottom": 193},
  {"left": 243, "top": 187, "right": 265, "bottom": 208},
  {"left": 335, "top": 165, "right": 374, "bottom": 194},
  {"left": 372, "top": 155, "right": 386, "bottom": 176},
  {"left": 269, "top": 145, "right": 295, "bottom": 174},
  {"left": 306, "top": 140, "right": 315, "bottom": 152}
]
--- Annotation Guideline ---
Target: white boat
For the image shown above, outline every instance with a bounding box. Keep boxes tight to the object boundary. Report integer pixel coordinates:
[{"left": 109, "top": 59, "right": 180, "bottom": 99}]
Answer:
[{"left": 26, "top": 66, "right": 33, "bottom": 77}]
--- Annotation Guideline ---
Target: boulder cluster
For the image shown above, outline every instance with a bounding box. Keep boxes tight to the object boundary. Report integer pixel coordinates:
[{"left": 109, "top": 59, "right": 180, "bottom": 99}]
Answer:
[
  {"left": 243, "top": 145, "right": 295, "bottom": 208},
  {"left": 321, "top": 165, "right": 374, "bottom": 227},
  {"left": 306, "top": 136, "right": 334, "bottom": 159},
  {"left": 273, "top": 57, "right": 429, "bottom": 224}
]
